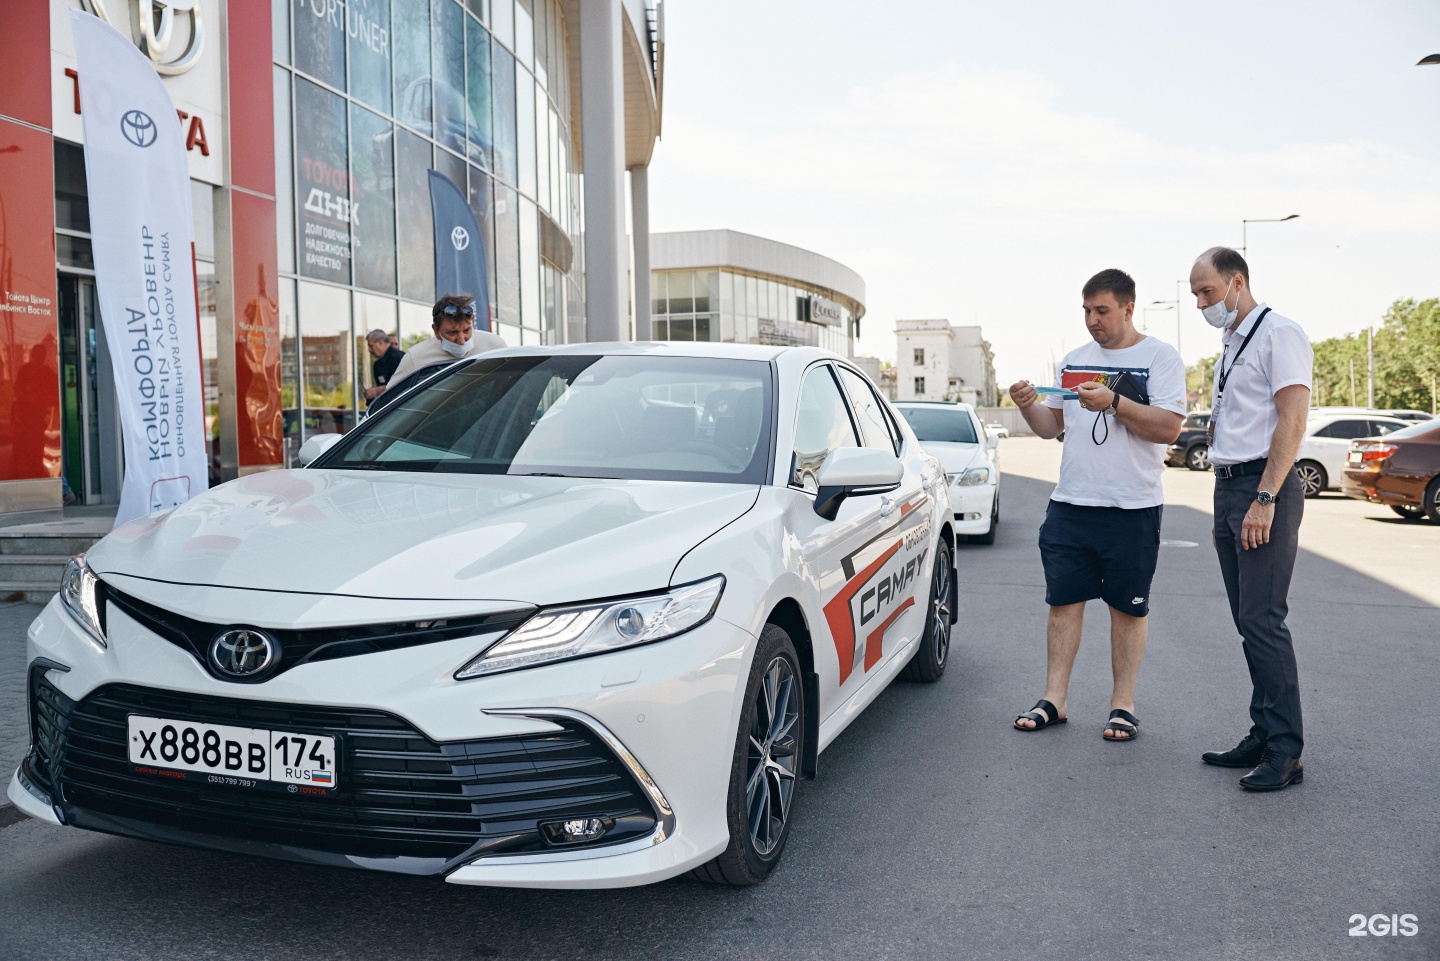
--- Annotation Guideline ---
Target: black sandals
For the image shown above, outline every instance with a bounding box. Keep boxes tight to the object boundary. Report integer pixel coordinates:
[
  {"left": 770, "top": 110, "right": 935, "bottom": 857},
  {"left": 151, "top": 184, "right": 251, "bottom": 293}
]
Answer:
[
  {"left": 1014, "top": 699, "right": 1067, "bottom": 731},
  {"left": 1103, "top": 708, "right": 1139, "bottom": 742}
]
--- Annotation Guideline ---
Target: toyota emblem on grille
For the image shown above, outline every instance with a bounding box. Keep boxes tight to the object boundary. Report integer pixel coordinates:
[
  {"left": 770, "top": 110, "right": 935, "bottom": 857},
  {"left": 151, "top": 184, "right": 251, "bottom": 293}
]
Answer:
[{"left": 208, "top": 628, "right": 280, "bottom": 679}]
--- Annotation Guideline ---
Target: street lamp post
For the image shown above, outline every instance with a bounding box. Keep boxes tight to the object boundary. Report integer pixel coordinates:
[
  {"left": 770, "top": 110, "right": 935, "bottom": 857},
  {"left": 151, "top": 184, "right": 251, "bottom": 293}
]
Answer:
[
  {"left": 1240, "top": 214, "right": 1300, "bottom": 257},
  {"left": 1142, "top": 303, "right": 1173, "bottom": 335}
]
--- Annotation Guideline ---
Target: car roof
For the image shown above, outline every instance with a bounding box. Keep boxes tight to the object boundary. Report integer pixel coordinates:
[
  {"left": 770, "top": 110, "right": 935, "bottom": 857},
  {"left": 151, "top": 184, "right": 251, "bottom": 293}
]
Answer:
[{"left": 1308, "top": 411, "right": 1409, "bottom": 425}]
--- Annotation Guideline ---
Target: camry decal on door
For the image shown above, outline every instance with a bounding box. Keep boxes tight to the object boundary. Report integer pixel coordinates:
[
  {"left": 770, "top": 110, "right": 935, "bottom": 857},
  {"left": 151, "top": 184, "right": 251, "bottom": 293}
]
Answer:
[{"left": 822, "top": 512, "right": 931, "bottom": 685}]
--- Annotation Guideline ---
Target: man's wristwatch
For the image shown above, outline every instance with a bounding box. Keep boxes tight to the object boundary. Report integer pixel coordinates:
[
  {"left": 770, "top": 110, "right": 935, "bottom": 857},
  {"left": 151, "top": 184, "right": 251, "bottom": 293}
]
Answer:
[
  {"left": 1106, "top": 392, "right": 1120, "bottom": 415},
  {"left": 1256, "top": 490, "right": 1277, "bottom": 506}
]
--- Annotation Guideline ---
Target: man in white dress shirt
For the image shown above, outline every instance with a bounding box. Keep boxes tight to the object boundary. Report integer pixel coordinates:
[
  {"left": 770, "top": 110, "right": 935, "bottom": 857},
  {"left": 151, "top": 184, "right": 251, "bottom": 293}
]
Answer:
[{"left": 1190, "top": 247, "right": 1313, "bottom": 792}]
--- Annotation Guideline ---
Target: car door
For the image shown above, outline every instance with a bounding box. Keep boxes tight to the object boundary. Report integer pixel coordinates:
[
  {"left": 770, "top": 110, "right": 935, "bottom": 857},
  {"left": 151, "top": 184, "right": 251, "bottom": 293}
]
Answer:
[{"left": 785, "top": 364, "right": 909, "bottom": 716}]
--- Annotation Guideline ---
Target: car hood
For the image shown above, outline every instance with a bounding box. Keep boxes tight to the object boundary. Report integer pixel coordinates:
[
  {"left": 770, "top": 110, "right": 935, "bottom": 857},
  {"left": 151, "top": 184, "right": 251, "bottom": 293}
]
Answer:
[
  {"left": 88, "top": 470, "right": 760, "bottom": 606},
  {"left": 919, "top": 442, "right": 986, "bottom": 473}
]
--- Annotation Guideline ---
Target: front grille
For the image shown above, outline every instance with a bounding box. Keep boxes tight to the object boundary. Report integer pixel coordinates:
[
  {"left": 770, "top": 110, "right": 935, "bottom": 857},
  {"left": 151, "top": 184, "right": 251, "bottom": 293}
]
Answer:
[
  {"left": 105, "top": 585, "right": 533, "bottom": 683},
  {"left": 31, "top": 674, "right": 657, "bottom": 872}
]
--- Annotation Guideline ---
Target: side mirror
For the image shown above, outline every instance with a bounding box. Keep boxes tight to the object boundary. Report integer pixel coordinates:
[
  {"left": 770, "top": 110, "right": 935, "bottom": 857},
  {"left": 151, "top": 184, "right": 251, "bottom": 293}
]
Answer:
[
  {"left": 986, "top": 433, "right": 1000, "bottom": 451},
  {"left": 295, "top": 433, "right": 344, "bottom": 467},
  {"left": 813, "top": 447, "right": 903, "bottom": 521}
]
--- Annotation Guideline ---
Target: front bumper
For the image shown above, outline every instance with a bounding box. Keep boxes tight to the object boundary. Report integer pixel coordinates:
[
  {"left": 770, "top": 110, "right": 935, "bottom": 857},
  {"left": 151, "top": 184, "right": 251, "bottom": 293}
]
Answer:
[
  {"left": 11, "top": 593, "right": 754, "bottom": 888},
  {"left": 950, "top": 482, "right": 997, "bottom": 533}
]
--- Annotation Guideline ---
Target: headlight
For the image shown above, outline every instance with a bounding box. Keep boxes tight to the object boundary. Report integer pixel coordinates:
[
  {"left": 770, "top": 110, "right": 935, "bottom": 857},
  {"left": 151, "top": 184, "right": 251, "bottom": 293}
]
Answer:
[
  {"left": 947, "top": 468, "right": 991, "bottom": 487},
  {"left": 455, "top": 575, "right": 725, "bottom": 679},
  {"left": 60, "top": 553, "right": 106, "bottom": 649}
]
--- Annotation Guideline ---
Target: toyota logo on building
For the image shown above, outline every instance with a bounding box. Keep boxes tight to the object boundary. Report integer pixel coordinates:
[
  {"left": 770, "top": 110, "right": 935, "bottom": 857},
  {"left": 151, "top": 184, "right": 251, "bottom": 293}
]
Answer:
[
  {"left": 208, "top": 628, "right": 280, "bottom": 680},
  {"left": 450, "top": 226, "right": 471, "bottom": 251},
  {"left": 120, "top": 109, "right": 158, "bottom": 148},
  {"left": 83, "top": 0, "right": 205, "bottom": 76}
]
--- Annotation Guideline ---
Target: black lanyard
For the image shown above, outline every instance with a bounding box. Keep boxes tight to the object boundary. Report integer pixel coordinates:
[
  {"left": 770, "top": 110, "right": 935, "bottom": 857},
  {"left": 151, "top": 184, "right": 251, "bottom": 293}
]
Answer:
[{"left": 1216, "top": 307, "right": 1271, "bottom": 397}]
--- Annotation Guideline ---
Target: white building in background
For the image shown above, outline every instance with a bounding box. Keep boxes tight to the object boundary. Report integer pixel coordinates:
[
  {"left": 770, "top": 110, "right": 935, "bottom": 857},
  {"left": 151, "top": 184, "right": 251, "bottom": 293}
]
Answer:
[{"left": 895, "top": 319, "right": 998, "bottom": 406}]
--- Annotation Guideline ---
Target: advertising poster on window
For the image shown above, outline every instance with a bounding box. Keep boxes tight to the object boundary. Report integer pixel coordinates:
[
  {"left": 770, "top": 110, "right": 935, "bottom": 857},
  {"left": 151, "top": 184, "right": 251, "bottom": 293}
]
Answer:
[
  {"left": 295, "top": 79, "right": 353, "bottom": 284},
  {"left": 69, "top": 11, "right": 207, "bottom": 527}
]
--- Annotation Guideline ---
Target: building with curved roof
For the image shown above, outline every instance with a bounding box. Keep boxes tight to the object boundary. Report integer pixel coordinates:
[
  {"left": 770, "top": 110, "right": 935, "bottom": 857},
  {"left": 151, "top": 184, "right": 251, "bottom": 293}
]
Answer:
[{"left": 647, "top": 229, "right": 865, "bottom": 356}]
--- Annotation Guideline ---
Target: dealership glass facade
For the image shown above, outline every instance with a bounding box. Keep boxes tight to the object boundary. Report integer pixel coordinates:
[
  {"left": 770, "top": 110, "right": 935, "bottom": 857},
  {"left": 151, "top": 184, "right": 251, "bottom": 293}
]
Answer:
[
  {"left": 272, "top": 0, "right": 583, "bottom": 460},
  {"left": 650, "top": 269, "right": 856, "bottom": 356}
]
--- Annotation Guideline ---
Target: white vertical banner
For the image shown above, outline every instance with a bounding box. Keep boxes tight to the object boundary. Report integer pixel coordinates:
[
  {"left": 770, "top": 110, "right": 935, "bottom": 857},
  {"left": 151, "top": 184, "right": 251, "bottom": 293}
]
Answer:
[{"left": 70, "top": 10, "right": 208, "bottom": 528}]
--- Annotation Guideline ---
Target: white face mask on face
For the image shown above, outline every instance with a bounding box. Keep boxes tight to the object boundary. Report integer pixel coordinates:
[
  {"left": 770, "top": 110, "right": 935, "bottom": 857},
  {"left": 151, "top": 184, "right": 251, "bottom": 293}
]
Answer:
[
  {"left": 438, "top": 336, "right": 474, "bottom": 358},
  {"left": 1201, "top": 278, "right": 1238, "bottom": 329}
]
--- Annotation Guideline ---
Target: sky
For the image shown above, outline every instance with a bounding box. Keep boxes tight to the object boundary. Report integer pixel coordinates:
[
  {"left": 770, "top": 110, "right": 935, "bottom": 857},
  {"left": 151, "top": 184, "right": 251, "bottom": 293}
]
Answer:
[{"left": 645, "top": 0, "right": 1440, "bottom": 386}]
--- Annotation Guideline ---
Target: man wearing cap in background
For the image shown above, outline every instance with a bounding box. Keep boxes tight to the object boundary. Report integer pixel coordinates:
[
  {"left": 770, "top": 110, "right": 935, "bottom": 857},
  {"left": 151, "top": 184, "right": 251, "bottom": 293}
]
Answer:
[
  {"left": 1191, "top": 247, "right": 1313, "bottom": 792},
  {"left": 386, "top": 293, "right": 506, "bottom": 392}
]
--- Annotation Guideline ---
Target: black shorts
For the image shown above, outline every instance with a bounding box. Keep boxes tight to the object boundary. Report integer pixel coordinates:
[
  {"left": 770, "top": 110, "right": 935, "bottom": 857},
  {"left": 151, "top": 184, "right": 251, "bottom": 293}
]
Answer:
[{"left": 1038, "top": 500, "right": 1162, "bottom": 616}]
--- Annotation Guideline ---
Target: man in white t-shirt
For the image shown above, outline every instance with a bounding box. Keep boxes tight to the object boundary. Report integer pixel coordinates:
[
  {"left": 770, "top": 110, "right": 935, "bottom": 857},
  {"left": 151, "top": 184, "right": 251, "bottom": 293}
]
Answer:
[{"left": 1007, "top": 269, "right": 1186, "bottom": 742}]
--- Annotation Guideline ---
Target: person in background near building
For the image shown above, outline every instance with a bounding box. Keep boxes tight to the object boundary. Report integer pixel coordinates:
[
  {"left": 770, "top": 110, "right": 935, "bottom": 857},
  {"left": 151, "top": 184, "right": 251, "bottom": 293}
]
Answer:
[
  {"left": 1007, "top": 269, "right": 1186, "bottom": 742},
  {"left": 362, "top": 329, "right": 405, "bottom": 406},
  {"left": 387, "top": 293, "right": 506, "bottom": 391},
  {"left": 1191, "top": 247, "right": 1312, "bottom": 792}
]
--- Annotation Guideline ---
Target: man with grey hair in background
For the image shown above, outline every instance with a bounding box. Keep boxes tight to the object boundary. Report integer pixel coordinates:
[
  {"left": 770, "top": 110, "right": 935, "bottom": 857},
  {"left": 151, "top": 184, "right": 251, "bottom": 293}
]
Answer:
[
  {"left": 1190, "top": 247, "right": 1312, "bottom": 792},
  {"left": 362, "top": 328, "right": 405, "bottom": 406}
]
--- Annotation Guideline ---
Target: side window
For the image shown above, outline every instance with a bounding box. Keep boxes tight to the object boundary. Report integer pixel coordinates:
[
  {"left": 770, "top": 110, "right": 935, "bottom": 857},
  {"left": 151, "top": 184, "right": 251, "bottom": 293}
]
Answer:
[
  {"left": 1368, "top": 420, "right": 1403, "bottom": 437},
  {"left": 792, "top": 366, "right": 860, "bottom": 492},
  {"left": 1328, "top": 419, "right": 1371, "bottom": 440},
  {"left": 837, "top": 367, "right": 899, "bottom": 455}
]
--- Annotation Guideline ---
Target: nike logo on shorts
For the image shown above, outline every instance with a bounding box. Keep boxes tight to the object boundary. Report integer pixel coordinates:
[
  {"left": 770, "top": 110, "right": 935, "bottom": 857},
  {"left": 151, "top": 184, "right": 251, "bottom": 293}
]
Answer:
[{"left": 1132, "top": 597, "right": 1145, "bottom": 605}]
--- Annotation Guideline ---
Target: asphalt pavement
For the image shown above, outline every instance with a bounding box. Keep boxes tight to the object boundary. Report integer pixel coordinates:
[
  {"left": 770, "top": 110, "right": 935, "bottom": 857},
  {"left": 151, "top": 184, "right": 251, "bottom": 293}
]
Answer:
[{"left": 1, "top": 437, "right": 1436, "bottom": 960}]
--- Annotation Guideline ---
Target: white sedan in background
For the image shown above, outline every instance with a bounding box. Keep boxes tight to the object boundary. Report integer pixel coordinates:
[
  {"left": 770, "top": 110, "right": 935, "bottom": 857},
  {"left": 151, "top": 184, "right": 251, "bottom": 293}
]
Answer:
[
  {"left": 11, "top": 344, "right": 956, "bottom": 889},
  {"left": 894, "top": 401, "right": 1000, "bottom": 545},
  {"left": 1296, "top": 411, "right": 1411, "bottom": 497}
]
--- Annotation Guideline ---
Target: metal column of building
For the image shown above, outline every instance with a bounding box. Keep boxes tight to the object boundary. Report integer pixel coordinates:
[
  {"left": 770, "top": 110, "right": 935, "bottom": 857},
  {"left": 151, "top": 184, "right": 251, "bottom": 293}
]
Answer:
[
  {"left": 578, "top": 0, "right": 628, "bottom": 343},
  {"left": 629, "top": 164, "right": 651, "bottom": 341}
]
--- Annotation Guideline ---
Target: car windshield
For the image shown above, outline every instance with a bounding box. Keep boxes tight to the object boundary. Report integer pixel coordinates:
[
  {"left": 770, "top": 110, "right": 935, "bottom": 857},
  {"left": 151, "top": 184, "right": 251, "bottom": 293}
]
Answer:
[
  {"left": 324, "top": 354, "right": 773, "bottom": 483},
  {"left": 1382, "top": 418, "right": 1440, "bottom": 441},
  {"left": 897, "top": 407, "right": 978, "bottom": 444}
]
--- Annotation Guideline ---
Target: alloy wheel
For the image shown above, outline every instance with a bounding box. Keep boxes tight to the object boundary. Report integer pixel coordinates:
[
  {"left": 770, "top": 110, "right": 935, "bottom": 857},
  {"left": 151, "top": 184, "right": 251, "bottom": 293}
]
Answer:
[
  {"left": 1296, "top": 463, "right": 1324, "bottom": 497},
  {"left": 930, "top": 547, "right": 954, "bottom": 666},
  {"left": 745, "top": 656, "right": 799, "bottom": 857},
  {"left": 1187, "top": 445, "right": 1210, "bottom": 471}
]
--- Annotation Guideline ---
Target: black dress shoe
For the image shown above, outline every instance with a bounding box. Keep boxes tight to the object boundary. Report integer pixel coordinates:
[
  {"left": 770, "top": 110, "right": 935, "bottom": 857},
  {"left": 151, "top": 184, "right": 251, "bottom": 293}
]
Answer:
[
  {"left": 1239, "top": 749, "right": 1304, "bottom": 791},
  {"left": 1202, "top": 733, "right": 1266, "bottom": 768}
]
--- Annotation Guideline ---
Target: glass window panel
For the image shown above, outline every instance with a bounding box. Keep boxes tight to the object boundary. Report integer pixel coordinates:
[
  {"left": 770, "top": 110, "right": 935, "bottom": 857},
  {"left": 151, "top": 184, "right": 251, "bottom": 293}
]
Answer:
[
  {"left": 273, "top": 67, "right": 295, "bottom": 272},
  {"left": 519, "top": 197, "right": 540, "bottom": 329},
  {"left": 669, "top": 317, "right": 694, "bottom": 342},
  {"left": 298, "top": 281, "right": 356, "bottom": 437},
  {"left": 431, "top": 0, "right": 467, "bottom": 157},
  {"left": 467, "top": 166, "right": 497, "bottom": 329},
  {"left": 492, "top": 41, "right": 517, "bottom": 186},
  {"left": 272, "top": 0, "right": 290, "bottom": 64},
  {"left": 395, "top": 127, "right": 435, "bottom": 301},
  {"left": 190, "top": 180, "right": 215, "bottom": 261},
  {"left": 653, "top": 318, "right": 668, "bottom": 340},
  {"left": 433, "top": 145, "right": 467, "bottom": 199},
  {"left": 535, "top": 87, "right": 550, "bottom": 213},
  {"left": 515, "top": 0, "right": 534, "bottom": 71},
  {"left": 533, "top": 0, "right": 547, "bottom": 87},
  {"left": 293, "top": 0, "right": 345, "bottom": 89},
  {"left": 837, "top": 367, "right": 897, "bottom": 454},
  {"left": 354, "top": 292, "right": 397, "bottom": 404},
  {"left": 695, "top": 315, "right": 714, "bottom": 342},
  {"left": 294, "top": 78, "right": 352, "bottom": 284},
  {"left": 498, "top": 321, "right": 521, "bottom": 345},
  {"left": 399, "top": 300, "right": 433, "bottom": 349},
  {"left": 349, "top": 104, "right": 397, "bottom": 294},
  {"left": 493, "top": 184, "right": 520, "bottom": 329},
  {"left": 669, "top": 272, "right": 693, "bottom": 314},
  {"left": 349, "top": 0, "right": 392, "bottom": 113},
  {"left": 651, "top": 272, "right": 666, "bottom": 316},
  {"left": 491, "top": 0, "right": 514, "bottom": 50},
  {"left": 516, "top": 67, "right": 537, "bottom": 198},
  {"left": 694, "top": 271, "right": 714, "bottom": 313},
  {"left": 720, "top": 313, "right": 735, "bottom": 343},
  {"left": 278, "top": 277, "right": 300, "bottom": 464},
  {"left": 54, "top": 140, "right": 89, "bottom": 232},
  {"left": 744, "top": 275, "right": 758, "bottom": 317},
  {"left": 392, "top": 0, "right": 432, "bottom": 137},
  {"left": 547, "top": 105, "right": 560, "bottom": 214},
  {"left": 465, "top": 13, "right": 494, "bottom": 171},
  {"left": 464, "top": 0, "right": 487, "bottom": 20}
]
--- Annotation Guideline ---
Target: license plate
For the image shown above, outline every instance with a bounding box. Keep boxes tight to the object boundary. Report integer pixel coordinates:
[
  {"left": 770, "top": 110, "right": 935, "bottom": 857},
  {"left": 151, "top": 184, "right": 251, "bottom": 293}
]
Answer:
[
  {"left": 1347, "top": 452, "right": 1362, "bottom": 465},
  {"left": 127, "top": 715, "right": 337, "bottom": 790}
]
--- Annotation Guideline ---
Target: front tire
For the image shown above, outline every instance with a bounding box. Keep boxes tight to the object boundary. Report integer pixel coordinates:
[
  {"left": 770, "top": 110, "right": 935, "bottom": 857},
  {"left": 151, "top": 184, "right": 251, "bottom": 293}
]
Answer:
[
  {"left": 1186, "top": 444, "right": 1210, "bottom": 471},
  {"left": 971, "top": 491, "right": 998, "bottom": 545},
  {"left": 1296, "top": 460, "right": 1327, "bottom": 498},
  {"left": 902, "top": 540, "right": 955, "bottom": 682},
  {"left": 687, "top": 625, "right": 803, "bottom": 886},
  {"left": 1424, "top": 477, "right": 1440, "bottom": 524}
]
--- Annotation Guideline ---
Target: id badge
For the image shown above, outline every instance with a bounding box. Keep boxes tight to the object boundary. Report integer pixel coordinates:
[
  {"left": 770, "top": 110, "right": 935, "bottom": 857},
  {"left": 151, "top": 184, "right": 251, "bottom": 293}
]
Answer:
[{"left": 1207, "top": 394, "right": 1222, "bottom": 446}]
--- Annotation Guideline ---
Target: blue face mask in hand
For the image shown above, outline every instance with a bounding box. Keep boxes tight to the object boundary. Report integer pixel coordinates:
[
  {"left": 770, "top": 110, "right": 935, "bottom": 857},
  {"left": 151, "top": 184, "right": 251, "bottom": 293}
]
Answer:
[{"left": 1202, "top": 278, "right": 1238, "bottom": 329}]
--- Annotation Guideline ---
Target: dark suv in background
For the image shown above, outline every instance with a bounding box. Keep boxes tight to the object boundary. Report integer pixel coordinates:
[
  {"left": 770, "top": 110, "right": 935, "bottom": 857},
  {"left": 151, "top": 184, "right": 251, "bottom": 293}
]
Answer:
[{"left": 1166, "top": 411, "right": 1211, "bottom": 471}]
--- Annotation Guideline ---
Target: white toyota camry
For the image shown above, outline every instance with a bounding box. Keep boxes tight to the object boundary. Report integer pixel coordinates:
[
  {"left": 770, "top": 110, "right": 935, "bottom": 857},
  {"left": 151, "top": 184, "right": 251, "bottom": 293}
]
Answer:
[{"left": 11, "top": 344, "right": 956, "bottom": 889}]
